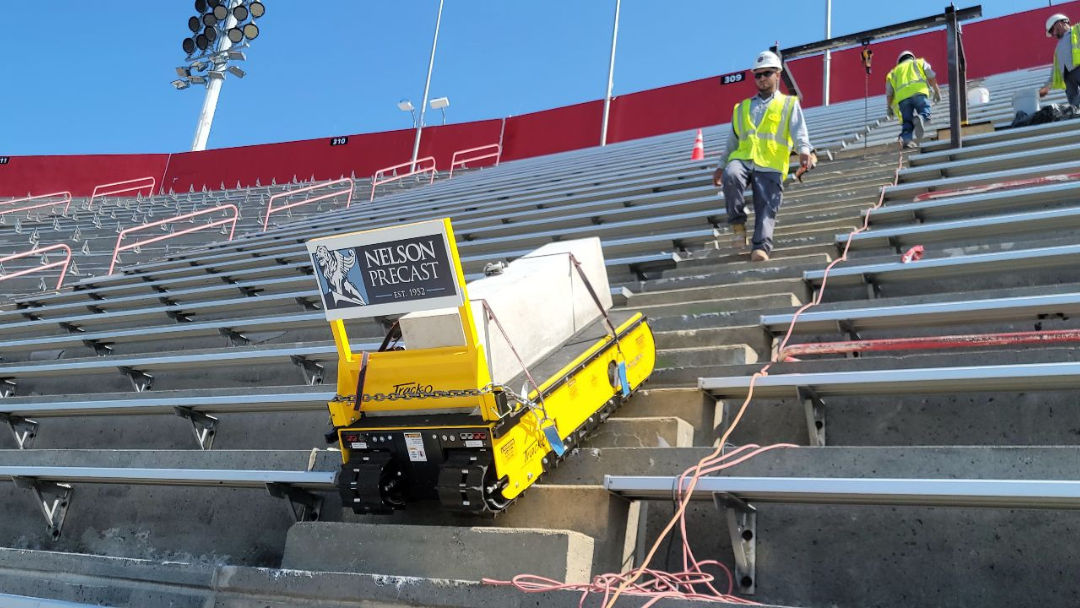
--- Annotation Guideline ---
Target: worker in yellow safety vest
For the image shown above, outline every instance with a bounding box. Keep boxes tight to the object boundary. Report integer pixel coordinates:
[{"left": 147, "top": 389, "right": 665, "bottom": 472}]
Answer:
[
  {"left": 711, "top": 50, "right": 813, "bottom": 263},
  {"left": 1038, "top": 13, "right": 1080, "bottom": 107},
  {"left": 885, "top": 51, "right": 942, "bottom": 149}
]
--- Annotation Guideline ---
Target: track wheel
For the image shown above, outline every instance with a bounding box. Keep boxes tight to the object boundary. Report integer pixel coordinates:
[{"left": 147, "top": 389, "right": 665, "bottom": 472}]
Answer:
[
  {"left": 437, "top": 452, "right": 512, "bottom": 515},
  {"left": 338, "top": 451, "right": 405, "bottom": 515}
]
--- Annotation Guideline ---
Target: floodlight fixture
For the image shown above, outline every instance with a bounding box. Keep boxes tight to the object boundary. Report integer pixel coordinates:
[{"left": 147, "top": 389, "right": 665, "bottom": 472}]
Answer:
[
  {"left": 188, "top": 16, "right": 201, "bottom": 32},
  {"left": 172, "top": 79, "right": 190, "bottom": 90},
  {"left": 213, "top": 4, "right": 228, "bottom": 20},
  {"left": 242, "top": 22, "right": 259, "bottom": 40},
  {"left": 430, "top": 97, "right": 449, "bottom": 110},
  {"left": 208, "top": 71, "right": 226, "bottom": 81},
  {"left": 175, "top": 66, "right": 191, "bottom": 78},
  {"left": 189, "top": 75, "right": 207, "bottom": 85},
  {"left": 227, "top": 66, "right": 246, "bottom": 78},
  {"left": 195, "top": 34, "right": 209, "bottom": 50},
  {"left": 398, "top": 100, "right": 415, "bottom": 112},
  {"left": 226, "top": 50, "right": 246, "bottom": 61},
  {"left": 233, "top": 5, "right": 249, "bottom": 21},
  {"left": 182, "top": 38, "right": 196, "bottom": 54},
  {"left": 249, "top": 1, "right": 265, "bottom": 18},
  {"left": 204, "top": 26, "right": 218, "bottom": 42},
  {"left": 202, "top": 13, "right": 217, "bottom": 27},
  {"left": 191, "top": 60, "right": 208, "bottom": 72},
  {"left": 207, "top": 0, "right": 221, "bottom": 7},
  {"left": 195, "top": 0, "right": 208, "bottom": 13},
  {"left": 226, "top": 27, "right": 244, "bottom": 43}
]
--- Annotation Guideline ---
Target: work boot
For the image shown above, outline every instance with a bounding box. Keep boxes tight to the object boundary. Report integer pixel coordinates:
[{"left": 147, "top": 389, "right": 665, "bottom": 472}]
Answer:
[
  {"left": 913, "top": 114, "right": 926, "bottom": 142},
  {"left": 731, "top": 223, "right": 748, "bottom": 250},
  {"left": 751, "top": 249, "right": 770, "bottom": 262},
  {"left": 904, "top": 141, "right": 919, "bottom": 150}
]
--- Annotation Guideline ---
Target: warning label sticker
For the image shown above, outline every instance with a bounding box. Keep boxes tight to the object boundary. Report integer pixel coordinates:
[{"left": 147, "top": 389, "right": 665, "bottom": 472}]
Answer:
[{"left": 404, "top": 432, "right": 427, "bottom": 462}]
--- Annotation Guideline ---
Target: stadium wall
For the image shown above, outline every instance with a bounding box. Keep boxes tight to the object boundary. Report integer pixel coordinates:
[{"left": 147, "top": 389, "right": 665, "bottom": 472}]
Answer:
[{"left": 0, "top": 1, "right": 1073, "bottom": 197}]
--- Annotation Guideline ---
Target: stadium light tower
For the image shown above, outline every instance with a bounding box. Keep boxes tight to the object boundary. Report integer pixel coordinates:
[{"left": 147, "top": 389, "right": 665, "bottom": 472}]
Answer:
[
  {"left": 410, "top": 0, "right": 445, "bottom": 172},
  {"left": 823, "top": 0, "right": 833, "bottom": 106},
  {"left": 172, "top": 0, "right": 267, "bottom": 151},
  {"left": 599, "top": 0, "right": 620, "bottom": 147}
]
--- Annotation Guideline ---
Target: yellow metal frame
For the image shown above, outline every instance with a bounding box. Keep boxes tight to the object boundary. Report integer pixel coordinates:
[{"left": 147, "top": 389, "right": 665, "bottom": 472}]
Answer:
[{"left": 325, "top": 218, "right": 657, "bottom": 503}]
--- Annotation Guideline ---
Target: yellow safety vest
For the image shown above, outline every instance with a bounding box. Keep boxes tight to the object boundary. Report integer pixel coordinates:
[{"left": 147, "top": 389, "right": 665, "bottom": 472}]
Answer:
[
  {"left": 887, "top": 59, "right": 931, "bottom": 108},
  {"left": 727, "top": 93, "right": 796, "bottom": 179},
  {"left": 1052, "top": 24, "right": 1080, "bottom": 90}
]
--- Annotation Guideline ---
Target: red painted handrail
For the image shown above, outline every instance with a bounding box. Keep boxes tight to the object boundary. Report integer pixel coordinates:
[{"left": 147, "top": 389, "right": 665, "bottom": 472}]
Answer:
[
  {"left": 0, "top": 244, "right": 73, "bottom": 291},
  {"left": 262, "top": 178, "right": 354, "bottom": 232},
  {"left": 0, "top": 191, "right": 73, "bottom": 215},
  {"left": 109, "top": 204, "right": 239, "bottom": 275},
  {"left": 89, "top": 176, "right": 157, "bottom": 211},
  {"left": 449, "top": 143, "right": 501, "bottom": 179},
  {"left": 370, "top": 157, "right": 437, "bottom": 201}
]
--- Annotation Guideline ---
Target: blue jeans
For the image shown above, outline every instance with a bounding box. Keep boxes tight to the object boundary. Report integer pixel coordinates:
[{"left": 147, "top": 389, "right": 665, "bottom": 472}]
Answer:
[
  {"left": 721, "top": 160, "right": 784, "bottom": 254},
  {"left": 899, "top": 94, "right": 932, "bottom": 143}
]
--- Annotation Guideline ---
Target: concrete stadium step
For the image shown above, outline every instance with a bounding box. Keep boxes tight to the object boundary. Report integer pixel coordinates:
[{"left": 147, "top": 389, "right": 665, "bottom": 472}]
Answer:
[
  {"left": 653, "top": 325, "right": 771, "bottom": 362},
  {"left": 589, "top": 417, "right": 694, "bottom": 448},
  {"left": 654, "top": 345, "right": 759, "bottom": 369},
  {"left": 615, "top": 388, "right": 719, "bottom": 447},
  {"left": 345, "top": 484, "right": 638, "bottom": 579},
  {"left": 629, "top": 293, "right": 803, "bottom": 321},
  {"left": 627, "top": 278, "right": 811, "bottom": 307},
  {"left": 282, "top": 522, "right": 596, "bottom": 584},
  {"left": 0, "top": 548, "right": 758, "bottom": 608},
  {"left": 624, "top": 253, "right": 833, "bottom": 289}
]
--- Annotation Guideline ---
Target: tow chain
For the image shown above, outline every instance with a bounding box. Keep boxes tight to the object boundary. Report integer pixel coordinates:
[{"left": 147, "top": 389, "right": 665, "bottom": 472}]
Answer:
[{"left": 330, "top": 383, "right": 546, "bottom": 420}]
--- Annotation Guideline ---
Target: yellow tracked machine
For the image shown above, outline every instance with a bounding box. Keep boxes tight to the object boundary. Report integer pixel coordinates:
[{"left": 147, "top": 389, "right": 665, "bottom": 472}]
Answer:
[{"left": 307, "top": 219, "right": 655, "bottom": 515}]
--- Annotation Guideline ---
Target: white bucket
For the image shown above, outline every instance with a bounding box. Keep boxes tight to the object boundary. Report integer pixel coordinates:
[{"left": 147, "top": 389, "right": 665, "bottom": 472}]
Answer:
[
  {"left": 1012, "top": 89, "right": 1040, "bottom": 115},
  {"left": 967, "top": 86, "right": 990, "bottom": 105}
]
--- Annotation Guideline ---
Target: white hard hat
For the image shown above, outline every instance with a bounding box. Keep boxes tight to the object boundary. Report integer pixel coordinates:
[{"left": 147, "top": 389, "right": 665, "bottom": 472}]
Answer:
[
  {"left": 753, "top": 51, "right": 783, "bottom": 71},
  {"left": 897, "top": 50, "right": 915, "bottom": 64},
  {"left": 1047, "top": 13, "right": 1069, "bottom": 37}
]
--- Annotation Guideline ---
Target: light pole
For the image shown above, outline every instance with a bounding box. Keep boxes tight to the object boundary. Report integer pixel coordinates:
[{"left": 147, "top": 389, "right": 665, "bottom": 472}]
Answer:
[
  {"left": 600, "top": 0, "right": 621, "bottom": 147},
  {"left": 410, "top": 0, "right": 445, "bottom": 171},
  {"left": 172, "top": 0, "right": 265, "bottom": 152},
  {"left": 823, "top": 0, "right": 832, "bottom": 106}
]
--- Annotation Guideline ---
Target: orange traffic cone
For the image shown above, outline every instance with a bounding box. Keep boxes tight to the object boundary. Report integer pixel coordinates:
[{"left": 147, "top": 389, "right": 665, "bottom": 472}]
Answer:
[{"left": 691, "top": 129, "right": 705, "bottom": 160}]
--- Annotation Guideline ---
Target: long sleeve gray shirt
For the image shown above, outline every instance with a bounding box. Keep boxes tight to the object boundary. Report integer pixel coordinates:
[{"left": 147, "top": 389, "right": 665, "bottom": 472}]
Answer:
[
  {"left": 716, "top": 92, "right": 812, "bottom": 173},
  {"left": 1046, "top": 31, "right": 1078, "bottom": 87}
]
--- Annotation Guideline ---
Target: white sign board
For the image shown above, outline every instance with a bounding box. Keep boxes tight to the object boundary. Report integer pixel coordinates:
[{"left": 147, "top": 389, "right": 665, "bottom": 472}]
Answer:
[{"left": 305, "top": 219, "right": 465, "bottom": 321}]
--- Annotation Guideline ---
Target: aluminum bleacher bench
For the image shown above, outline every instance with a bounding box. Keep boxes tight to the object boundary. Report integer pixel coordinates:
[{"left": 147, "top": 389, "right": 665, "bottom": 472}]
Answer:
[
  {"left": 869, "top": 180, "right": 1080, "bottom": 225},
  {"left": 603, "top": 474, "right": 1080, "bottom": 594},
  {"left": 0, "top": 466, "right": 336, "bottom": 539},
  {"left": 908, "top": 129, "right": 1080, "bottom": 167},
  {"left": 0, "top": 389, "right": 333, "bottom": 449},
  {"left": 898, "top": 143, "right": 1080, "bottom": 182},
  {"left": 919, "top": 116, "right": 1080, "bottom": 153},
  {"left": 700, "top": 361, "right": 1080, "bottom": 446},
  {"left": 760, "top": 291, "right": 1080, "bottom": 336},
  {"left": 838, "top": 206, "right": 1080, "bottom": 252},
  {"left": 0, "top": 341, "right": 375, "bottom": 397},
  {"left": 804, "top": 244, "right": 1080, "bottom": 293},
  {"left": 884, "top": 159, "right": 1080, "bottom": 202}
]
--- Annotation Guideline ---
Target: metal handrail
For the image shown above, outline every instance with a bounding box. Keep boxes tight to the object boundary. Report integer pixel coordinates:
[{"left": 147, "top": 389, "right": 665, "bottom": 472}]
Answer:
[
  {"left": 370, "top": 156, "right": 437, "bottom": 201},
  {"left": 262, "top": 178, "right": 354, "bottom": 232},
  {"left": 0, "top": 191, "right": 73, "bottom": 215},
  {"left": 108, "top": 204, "right": 240, "bottom": 275},
  {"left": 89, "top": 176, "right": 157, "bottom": 211},
  {"left": 449, "top": 143, "right": 501, "bottom": 179},
  {"left": 0, "top": 244, "right": 73, "bottom": 291}
]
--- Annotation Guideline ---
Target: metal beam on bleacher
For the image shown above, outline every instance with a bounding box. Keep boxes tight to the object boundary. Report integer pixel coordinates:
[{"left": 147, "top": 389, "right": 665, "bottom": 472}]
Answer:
[{"left": 603, "top": 475, "right": 1080, "bottom": 509}]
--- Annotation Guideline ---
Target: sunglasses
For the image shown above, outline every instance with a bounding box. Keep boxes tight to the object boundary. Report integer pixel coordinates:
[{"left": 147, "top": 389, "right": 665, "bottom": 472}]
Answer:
[{"left": 754, "top": 70, "right": 776, "bottom": 79}]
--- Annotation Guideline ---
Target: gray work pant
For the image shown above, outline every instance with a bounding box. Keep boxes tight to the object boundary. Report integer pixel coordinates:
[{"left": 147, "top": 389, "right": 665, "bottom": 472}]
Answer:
[
  {"left": 1063, "top": 66, "right": 1080, "bottom": 107},
  {"left": 721, "top": 160, "right": 784, "bottom": 254}
]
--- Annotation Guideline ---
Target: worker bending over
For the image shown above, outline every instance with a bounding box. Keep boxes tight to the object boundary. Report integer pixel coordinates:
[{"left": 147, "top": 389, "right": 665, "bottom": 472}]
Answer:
[
  {"left": 885, "top": 51, "right": 942, "bottom": 149},
  {"left": 712, "top": 51, "right": 813, "bottom": 263},
  {"left": 1039, "top": 13, "right": 1080, "bottom": 107}
]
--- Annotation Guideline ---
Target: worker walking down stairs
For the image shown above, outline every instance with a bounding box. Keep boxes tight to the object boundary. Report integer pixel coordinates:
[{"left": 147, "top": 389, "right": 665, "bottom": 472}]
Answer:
[
  {"left": 886, "top": 50, "right": 942, "bottom": 149},
  {"left": 1039, "top": 13, "right": 1080, "bottom": 107},
  {"left": 712, "top": 50, "right": 813, "bottom": 263}
]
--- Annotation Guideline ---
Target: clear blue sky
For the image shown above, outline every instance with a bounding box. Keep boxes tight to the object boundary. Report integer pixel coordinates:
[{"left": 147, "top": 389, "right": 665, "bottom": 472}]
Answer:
[{"left": 0, "top": 0, "right": 1061, "bottom": 155}]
